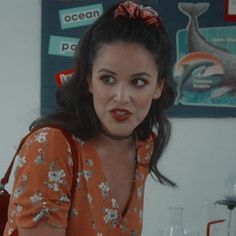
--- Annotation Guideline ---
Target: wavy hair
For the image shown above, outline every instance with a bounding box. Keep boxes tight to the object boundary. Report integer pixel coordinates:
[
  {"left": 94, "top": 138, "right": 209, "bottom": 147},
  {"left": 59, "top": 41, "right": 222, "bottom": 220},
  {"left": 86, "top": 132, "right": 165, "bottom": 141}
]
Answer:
[{"left": 31, "top": 2, "right": 176, "bottom": 187}]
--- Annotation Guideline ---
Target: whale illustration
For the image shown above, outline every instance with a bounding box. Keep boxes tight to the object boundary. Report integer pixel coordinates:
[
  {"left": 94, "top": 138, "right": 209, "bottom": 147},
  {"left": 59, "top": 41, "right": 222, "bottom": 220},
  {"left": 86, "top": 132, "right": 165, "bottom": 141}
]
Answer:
[{"left": 178, "top": 2, "right": 236, "bottom": 97}]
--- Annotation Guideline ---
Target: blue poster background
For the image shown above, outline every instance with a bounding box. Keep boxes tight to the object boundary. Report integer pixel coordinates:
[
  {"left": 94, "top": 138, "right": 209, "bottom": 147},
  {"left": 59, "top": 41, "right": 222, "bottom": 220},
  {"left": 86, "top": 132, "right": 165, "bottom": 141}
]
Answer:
[{"left": 41, "top": 0, "right": 236, "bottom": 117}]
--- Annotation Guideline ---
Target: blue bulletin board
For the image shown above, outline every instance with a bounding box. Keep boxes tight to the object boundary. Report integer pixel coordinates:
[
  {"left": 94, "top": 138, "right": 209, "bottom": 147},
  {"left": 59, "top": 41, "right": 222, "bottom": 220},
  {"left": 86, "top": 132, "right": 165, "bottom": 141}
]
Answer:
[{"left": 41, "top": 0, "right": 236, "bottom": 117}]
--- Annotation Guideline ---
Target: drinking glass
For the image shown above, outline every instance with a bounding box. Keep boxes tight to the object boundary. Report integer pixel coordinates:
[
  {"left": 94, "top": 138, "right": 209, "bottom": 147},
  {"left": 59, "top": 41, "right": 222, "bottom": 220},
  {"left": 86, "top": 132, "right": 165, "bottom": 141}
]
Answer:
[
  {"left": 166, "top": 207, "right": 184, "bottom": 236},
  {"left": 184, "top": 229, "right": 200, "bottom": 236}
]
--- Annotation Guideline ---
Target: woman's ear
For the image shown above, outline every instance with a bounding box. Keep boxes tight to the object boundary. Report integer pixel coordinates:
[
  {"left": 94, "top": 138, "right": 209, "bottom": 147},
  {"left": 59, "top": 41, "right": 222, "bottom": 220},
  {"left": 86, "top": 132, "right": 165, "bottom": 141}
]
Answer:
[
  {"left": 87, "top": 79, "right": 93, "bottom": 94},
  {"left": 153, "top": 80, "right": 164, "bottom": 99}
]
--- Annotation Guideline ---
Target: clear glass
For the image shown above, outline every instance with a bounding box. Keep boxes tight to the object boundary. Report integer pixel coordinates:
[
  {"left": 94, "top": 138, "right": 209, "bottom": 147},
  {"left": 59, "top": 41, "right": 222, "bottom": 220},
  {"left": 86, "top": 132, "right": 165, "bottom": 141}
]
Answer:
[
  {"left": 166, "top": 207, "right": 184, "bottom": 236},
  {"left": 225, "top": 172, "right": 236, "bottom": 201},
  {"left": 183, "top": 229, "right": 200, "bottom": 236}
]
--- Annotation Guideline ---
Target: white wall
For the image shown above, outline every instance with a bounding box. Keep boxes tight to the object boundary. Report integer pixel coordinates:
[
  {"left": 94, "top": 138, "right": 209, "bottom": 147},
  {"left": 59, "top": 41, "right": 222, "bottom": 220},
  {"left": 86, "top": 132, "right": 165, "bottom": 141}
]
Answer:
[
  {"left": 0, "top": 1, "right": 41, "bottom": 169},
  {"left": 1, "top": 1, "right": 236, "bottom": 236},
  {"left": 143, "top": 119, "right": 236, "bottom": 235}
]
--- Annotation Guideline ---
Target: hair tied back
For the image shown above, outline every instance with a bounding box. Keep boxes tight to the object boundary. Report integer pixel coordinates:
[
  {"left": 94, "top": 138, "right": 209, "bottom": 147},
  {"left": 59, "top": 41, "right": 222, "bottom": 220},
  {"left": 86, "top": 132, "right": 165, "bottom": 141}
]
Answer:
[{"left": 114, "top": 1, "right": 162, "bottom": 27}]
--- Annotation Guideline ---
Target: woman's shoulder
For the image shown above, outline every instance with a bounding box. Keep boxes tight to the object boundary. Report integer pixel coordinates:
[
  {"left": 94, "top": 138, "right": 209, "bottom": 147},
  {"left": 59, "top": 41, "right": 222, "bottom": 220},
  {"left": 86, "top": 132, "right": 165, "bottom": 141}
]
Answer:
[
  {"left": 17, "top": 127, "right": 72, "bottom": 159},
  {"left": 26, "top": 126, "right": 65, "bottom": 140},
  {"left": 16, "top": 126, "right": 80, "bottom": 163},
  {"left": 26, "top": 126, "right": 84, "bottom": 147}
]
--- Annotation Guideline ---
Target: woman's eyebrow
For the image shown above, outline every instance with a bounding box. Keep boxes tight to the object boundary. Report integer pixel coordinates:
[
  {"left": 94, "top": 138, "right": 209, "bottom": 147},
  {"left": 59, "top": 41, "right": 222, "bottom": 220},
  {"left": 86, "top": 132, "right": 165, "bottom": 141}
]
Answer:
[
  {"left": 97, "top": 69, "right": 152, "bottom": 78},
  {"left": 131, "top": 72, "right": 151, "bottom": 78},
  {"left": 97, "top": 68, "right": 117, "bottom": 75}
]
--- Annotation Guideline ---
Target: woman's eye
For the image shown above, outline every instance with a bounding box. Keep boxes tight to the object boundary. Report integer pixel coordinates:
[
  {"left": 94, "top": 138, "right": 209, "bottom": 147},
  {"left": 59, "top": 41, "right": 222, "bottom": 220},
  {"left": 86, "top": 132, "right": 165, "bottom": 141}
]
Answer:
[
  {"left": 101, "top": 75, "right": 115, "bottom": 84},
  {"left": 132, "top": 78, "right": 147, "bottom": 87}
]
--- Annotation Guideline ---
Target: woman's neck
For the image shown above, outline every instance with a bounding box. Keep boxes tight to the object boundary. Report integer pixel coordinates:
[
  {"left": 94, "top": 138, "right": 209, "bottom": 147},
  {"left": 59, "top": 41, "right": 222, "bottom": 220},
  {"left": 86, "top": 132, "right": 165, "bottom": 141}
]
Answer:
[
  {"left": 98, "top": 125, "right": 133, "bottom": 141},
  {"left": 93, "top": 132, "right": 136, "bottom": 159}
]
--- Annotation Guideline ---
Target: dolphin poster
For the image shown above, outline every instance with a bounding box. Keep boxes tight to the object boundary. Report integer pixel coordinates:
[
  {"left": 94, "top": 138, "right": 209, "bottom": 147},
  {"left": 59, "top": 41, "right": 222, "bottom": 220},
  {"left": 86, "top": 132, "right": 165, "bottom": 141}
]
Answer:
[
  {"left": 41, "top": 0, "right": 236, "bottom": 117},
  {"left": 173, "top": 2, "right": 236, "bottom": 115}
]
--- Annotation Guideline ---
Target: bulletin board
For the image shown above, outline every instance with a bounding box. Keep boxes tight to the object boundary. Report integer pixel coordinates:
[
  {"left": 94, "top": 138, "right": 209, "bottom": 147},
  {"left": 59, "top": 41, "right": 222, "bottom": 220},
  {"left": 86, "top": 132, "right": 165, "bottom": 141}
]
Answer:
[{"left": 41, "top": 0, "right": 236, "bottom": 117}]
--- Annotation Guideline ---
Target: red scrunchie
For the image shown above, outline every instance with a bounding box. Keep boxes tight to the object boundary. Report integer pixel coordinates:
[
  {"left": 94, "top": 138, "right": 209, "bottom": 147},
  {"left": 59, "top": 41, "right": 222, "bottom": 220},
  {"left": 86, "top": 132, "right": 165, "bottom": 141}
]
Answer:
[{"left": 114, "top": 1, "right": 162, "bottom": 27}]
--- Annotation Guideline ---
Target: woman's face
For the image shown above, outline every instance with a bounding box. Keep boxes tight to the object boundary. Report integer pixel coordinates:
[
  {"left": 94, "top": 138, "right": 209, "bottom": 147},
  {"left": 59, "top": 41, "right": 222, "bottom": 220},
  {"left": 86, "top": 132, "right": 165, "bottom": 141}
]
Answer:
[{"left": 89, "top": 42, "right": 163, "bottom": 136}]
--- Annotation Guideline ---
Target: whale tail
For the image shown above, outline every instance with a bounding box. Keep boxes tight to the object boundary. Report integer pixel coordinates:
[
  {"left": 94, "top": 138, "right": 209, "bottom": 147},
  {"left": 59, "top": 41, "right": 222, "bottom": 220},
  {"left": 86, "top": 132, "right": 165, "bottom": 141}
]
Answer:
[{"left": 178, "top": 2, "right": 210, "bottom": 18}]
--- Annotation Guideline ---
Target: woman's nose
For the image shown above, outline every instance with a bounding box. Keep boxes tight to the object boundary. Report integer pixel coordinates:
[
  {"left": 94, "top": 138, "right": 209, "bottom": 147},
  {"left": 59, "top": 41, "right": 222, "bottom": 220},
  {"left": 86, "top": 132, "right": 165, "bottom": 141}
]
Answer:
[{"left": 113, "top": 84, "right": 130, "bottom": 103}]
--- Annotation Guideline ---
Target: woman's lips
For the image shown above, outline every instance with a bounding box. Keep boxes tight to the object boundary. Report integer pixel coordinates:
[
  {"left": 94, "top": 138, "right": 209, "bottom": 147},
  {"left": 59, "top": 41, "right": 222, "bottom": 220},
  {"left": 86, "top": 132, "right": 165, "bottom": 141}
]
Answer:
[{"left": 110, "top": 109, "right": 132, "bottom": 122}]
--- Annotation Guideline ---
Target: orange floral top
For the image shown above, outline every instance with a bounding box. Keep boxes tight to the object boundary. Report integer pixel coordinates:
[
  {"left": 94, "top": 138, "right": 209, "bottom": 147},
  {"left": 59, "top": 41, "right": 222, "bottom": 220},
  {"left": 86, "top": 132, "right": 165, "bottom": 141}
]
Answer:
[{"left": 4, "top": 127, "right": 154, "bottom": 236}]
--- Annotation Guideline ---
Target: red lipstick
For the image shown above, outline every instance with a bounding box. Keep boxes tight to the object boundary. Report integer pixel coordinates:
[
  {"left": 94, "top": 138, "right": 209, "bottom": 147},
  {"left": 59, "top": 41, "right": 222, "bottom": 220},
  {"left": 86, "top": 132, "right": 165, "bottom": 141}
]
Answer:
[{"left": 110, "top": 109, "right": 131, "bottom": 122}]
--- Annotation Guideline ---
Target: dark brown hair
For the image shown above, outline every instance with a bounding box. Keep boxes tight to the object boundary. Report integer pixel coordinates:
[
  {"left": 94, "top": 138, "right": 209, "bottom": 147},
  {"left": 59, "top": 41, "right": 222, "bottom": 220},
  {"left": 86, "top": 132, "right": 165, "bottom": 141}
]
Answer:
[{"left": 31, "top": 1, "right": 176, "bottom": 187}]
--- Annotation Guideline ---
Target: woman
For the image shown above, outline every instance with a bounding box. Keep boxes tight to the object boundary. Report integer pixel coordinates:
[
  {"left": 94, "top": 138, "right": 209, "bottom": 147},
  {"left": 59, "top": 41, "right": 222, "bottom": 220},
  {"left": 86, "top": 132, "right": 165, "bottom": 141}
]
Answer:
[{"left": 4, "top": 1, "right": 176, "bottom": 235}]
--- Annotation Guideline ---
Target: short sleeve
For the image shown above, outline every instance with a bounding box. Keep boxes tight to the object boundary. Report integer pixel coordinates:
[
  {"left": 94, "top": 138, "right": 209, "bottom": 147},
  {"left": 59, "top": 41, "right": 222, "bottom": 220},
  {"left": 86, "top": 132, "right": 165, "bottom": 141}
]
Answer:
[{"left": 9, "top": 127, "right": 74, "bottom": 229}]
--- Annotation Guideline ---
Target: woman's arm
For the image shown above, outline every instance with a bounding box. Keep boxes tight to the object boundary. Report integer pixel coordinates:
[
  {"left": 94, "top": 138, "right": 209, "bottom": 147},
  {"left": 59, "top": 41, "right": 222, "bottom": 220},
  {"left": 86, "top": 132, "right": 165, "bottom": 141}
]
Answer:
[
  {"left": 5, "top": 128, "right": 74, "bottom": 236},
  {"left": 18, "top": 221, "right": 65, "bottom": 236}
]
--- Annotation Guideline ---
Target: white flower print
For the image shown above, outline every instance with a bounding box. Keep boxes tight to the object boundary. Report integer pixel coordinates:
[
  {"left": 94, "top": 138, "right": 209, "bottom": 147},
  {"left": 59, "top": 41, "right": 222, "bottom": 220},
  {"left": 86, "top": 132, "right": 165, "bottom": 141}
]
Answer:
[
  {"left": 119, "top": 222, "right": 128, "bottom": 233},
  {"left": 20, "top": 175, "right": 28, "bottom": 182},
  {"left": 13, "top": 186, "right": 24, "bottom": 198},
  {"left": 35, "top": 131, "right": 48, "bottom": 143},
  {"left": 144, "top": 152, "right": 152, "bottom": 161},
  {"left": 45, "top": 161, "right": 67, "bottom": 192},
  {"left": 87, "top": 193, "right": 93, "bottom": 206},
  {"left": 92, "top": 220, "right": 96, "bottom": 230},
  {"left": 69, "top": 207, "right": 79, "bottom": 218},
  {"left": 47, "top": 182, "right": 59, "bottom": 192},
  {"left": 99, "top": 182, "right": 110, "bottom": 197},
  {"left": 9, "top": 208, "right": 16, "bottom": 218},
  {"left": 34, "top": 148, "right": 45, "bottom": 164},
  {"left": 16, "top": 204, "right": 23, "bottom": 213},
  {"left": 30, "top": 192, "right": 43, "bottom": 205},
  {"left": 25, "top": 138, "right": 33, "bottom": 147},
  {"left": 111, "top": 198, "right": 119, "bottom": 208},
  {"left": 134, "top": 207, "right": 143, "bottom": 220},
  {"left": 83, "top": 170, "right": 92, "bottom": 181},
  {"left": 33, "top": 207, "right": 58, "bottom": 222},
  {"left": 135, "top": 169, "right": 144, "bottom": 181},
  {"left": 77, "top": 172, "right": 81, "bottom": 189},
  {"left": 103, "top": 208, "right": 119, "bottom": 224},
  {"left": 72, "top": 135, "right": 85, "bottom": 146},
  {"left": 137, "top": 186, "right": 144, "bottom": 199},
  {"left": 59, "top": 193, "right": 70, "bottom": 202},
  {"left": 8, "top": 228, "right": 14, "bottom": 235},
  {"left": 33, "top": 208, "right": 49, "bottom": 222},
  {"left": 144, "top": 143, "right": 153, "bottom": 160},
  {"left": 67, "top": 145, "right": 72, "bottom": 154},
  {"left": 17, "top": 155, "right": 26, "bottom": 168},
  {"left": 86, "top": 159, "right": 94, "bottom": 167},
  {"left": 48, "top": 169, "right": 66, "bottom": 183},
  {"left": 68, "top": 156, "right": 73, "bottom": 166},
  {"left": 97, "top": 233, "right": 103, "bottom": 236}
]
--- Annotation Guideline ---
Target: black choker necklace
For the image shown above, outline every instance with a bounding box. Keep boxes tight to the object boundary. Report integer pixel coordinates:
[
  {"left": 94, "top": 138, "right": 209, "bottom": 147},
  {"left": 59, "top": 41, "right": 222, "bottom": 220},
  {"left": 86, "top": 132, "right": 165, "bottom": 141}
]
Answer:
[{"left": 99, "top": 126, "right": 133, "bottom": 141}]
